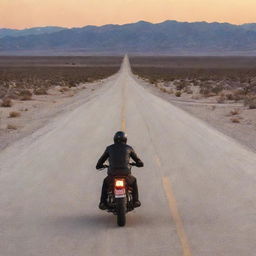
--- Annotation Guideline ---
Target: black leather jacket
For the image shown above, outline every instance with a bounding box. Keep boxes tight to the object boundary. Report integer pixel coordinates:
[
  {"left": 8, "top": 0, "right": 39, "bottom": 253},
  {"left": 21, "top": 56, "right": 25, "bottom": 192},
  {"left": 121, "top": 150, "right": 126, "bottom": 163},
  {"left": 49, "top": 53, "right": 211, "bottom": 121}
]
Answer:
[{"left": 96, "top": 142, "right": 144, "bottom": 176}]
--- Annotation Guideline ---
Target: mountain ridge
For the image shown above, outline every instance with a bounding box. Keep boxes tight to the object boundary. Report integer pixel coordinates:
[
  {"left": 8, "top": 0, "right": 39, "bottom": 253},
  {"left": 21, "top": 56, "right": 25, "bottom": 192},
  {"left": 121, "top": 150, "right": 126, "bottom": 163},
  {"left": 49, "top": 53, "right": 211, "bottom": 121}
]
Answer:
[
  {"left": 1, "top": 20, "right": 256, "bottom": 55},
  {"left": 0, "top": 26, "right": 66, "bottom": 39}
]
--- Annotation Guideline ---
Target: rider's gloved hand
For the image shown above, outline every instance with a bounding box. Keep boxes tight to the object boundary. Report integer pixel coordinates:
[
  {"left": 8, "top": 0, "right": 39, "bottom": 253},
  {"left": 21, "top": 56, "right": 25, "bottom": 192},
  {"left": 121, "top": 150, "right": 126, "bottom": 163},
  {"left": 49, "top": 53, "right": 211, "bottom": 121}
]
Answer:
[
  {"left": 96, "top": 164, "right": 108, "bottom": 169},
  {"left": 96, "top": 164, "right": 107, "bottom": 169},
  {"left": 136, "top": 161, "right": 144, "bottom": 167}
]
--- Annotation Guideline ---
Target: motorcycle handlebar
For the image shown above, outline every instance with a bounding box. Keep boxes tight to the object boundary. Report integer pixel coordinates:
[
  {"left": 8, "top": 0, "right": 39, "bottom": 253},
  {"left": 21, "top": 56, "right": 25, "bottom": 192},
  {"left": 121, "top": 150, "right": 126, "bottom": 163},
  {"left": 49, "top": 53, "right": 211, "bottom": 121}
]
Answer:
[{"left": 99, "top": 163, "right": 137, "bottom": 170}]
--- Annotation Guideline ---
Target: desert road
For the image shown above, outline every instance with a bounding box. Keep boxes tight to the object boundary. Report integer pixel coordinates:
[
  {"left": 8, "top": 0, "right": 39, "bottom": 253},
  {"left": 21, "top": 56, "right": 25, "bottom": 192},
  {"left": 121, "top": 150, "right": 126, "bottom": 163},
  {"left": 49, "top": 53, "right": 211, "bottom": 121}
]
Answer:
[{"left": 0, "top": 56, "right": 256, "bottom": 256}]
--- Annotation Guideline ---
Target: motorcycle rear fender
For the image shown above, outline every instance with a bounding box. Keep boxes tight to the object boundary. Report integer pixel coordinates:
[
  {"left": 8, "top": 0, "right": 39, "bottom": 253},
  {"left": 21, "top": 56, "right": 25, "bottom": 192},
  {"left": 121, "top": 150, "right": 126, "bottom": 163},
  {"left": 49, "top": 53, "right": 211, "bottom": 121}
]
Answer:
[{"left": 114, "top": 188, "right": 126, "bottom": 198}]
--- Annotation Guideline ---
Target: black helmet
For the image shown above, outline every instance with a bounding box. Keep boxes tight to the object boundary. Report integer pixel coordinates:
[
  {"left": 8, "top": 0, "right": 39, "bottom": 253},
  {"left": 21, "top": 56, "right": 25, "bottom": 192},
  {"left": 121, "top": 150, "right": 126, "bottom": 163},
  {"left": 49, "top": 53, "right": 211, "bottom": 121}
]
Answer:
[{"left": 114, "top": 131, "right": 127, "bottom": 143}]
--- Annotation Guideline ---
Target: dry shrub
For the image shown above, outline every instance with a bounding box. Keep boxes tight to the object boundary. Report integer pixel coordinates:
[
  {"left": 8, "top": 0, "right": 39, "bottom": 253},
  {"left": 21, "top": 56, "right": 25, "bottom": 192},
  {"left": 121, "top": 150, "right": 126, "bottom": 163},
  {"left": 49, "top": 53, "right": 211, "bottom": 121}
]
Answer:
[
  {"left": 34, "top": 88, "right": 48, "bottom": 95},
  {"left": 230, "top": 117, "right": 240, "bottom": 123},
  {"left": 199, "top": 82, "right": 221, "bottom": 97},
  {"left": 199, "top": 86, "right": 211, "bottom": 96},
  {"left": 191, "top": 95, "right": 201, "bottom": 100},
  {"left": 211, "top": 85, "right": 224, "bottom": 95},
  {"left": 211, "top": 105, "right": 216, "bottom": 111},
  {"left": 175, "top": 82, "right": 187, "bottom": 91},
  {"left": 233, "top": 90, "right": 245, "bottom": 101},
  {"left": 149, "top": 78, "right": 158, "bottom": 85},
  {"left": 59, "top": 87, "right": 69, "bottom": 92},
  {"left": 244, "top": 97, "right": 256, "bottom": 109},
  {"left": 226, "top": 93, "right": 234, "bottom": 101},
  {"left": 206, "top": 92, "right": 217, "bottom": 97},
  {"left": 175, "top": 91, "right": 182, "bottom": 97},
  {"left": 6, "top": 90, "right": 20, "bottom": 100},
  {"left": 19, "top": 90, "right": 32, "bottom": 100},
  {"left": 1, "top": 97, "right": 12, "bottom": 107},
  {"left": 184, "top": 87, "right": 193, "bottom": 94},
  {"left": 217, "top": 94, "right": 225, "bottom": 103},
  {"left": 9, "top": 111, "right": 21, "bottom": 118},
  {"left": 7, "top": 124, "right": 18, "bottom": 130},
  {"left": 160, "top": 87, "right": 168, "bottom": 93},
  {"left": 230, "top": 109, "right": 240, "bottom": 115},
  {"left": 68, "top": 81, "right": 77, "bottom": 87}
]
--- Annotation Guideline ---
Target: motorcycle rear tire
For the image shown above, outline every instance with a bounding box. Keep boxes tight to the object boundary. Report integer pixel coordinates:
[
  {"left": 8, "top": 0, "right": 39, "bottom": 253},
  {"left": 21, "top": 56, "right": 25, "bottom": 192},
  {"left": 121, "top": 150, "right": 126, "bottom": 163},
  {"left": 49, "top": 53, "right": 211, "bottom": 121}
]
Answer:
[{"left": 116, "top": 198, "right": 126, "bottom": 227}]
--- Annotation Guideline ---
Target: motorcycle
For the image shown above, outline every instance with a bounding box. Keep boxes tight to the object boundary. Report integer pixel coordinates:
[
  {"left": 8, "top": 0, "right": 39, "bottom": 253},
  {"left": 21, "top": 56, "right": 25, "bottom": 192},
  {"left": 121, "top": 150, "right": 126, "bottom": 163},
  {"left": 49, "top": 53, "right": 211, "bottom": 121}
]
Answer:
[{"left": 99, "top": 163, "right": 137, "bottom": 227}]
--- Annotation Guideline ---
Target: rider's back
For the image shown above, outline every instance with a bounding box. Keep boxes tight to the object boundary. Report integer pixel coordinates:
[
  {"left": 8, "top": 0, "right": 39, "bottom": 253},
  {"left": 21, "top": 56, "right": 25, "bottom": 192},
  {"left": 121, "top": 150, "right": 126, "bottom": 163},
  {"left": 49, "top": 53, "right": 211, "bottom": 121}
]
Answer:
[{"left": 107, "top": 143, "right": 135, "bottom": 176}]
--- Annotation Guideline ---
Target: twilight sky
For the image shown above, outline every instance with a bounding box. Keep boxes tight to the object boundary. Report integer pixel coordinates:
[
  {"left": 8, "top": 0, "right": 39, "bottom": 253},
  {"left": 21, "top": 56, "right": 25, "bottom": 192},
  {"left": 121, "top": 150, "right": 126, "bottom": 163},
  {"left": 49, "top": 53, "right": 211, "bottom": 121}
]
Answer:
[{"left": 1, "top": 0, "right": 256, "bottom": 29}]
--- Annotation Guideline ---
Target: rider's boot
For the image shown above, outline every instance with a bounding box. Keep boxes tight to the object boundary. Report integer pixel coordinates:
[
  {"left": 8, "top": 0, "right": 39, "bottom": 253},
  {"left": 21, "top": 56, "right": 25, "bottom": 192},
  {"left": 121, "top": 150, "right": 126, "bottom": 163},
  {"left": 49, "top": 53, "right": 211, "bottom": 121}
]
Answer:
[
  {"left": 133, "top": 200, "right": 141, "bottom": 208},
  {"left": 99, "top": 201, "right": 108, "bottom": 210},
  {"left": 131, "top": 180, "right": 141, "bottom": 207}
]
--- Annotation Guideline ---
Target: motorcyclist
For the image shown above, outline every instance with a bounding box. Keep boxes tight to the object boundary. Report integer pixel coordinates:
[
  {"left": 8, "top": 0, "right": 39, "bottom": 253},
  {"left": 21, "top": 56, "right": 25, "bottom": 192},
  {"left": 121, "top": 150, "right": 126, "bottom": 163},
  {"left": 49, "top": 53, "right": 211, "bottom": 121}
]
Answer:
[{"left": 96, "top": 131, "right": 144, "bottom": 210}]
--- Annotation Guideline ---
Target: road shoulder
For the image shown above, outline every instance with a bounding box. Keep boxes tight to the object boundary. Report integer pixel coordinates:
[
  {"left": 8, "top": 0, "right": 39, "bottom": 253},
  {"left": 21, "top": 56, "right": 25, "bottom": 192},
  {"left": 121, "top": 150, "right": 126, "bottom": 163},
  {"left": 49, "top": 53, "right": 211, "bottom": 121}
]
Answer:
[{"left": 134, "top": 75, "right": 256, "bottom": 153}]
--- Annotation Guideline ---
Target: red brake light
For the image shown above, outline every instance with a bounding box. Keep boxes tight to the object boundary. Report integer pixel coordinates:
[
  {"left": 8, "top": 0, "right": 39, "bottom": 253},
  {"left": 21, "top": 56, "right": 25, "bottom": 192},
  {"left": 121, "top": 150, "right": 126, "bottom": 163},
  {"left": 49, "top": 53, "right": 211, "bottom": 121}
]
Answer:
[{"left": 115, "top": 179, "right": 125, "bottom": 188}]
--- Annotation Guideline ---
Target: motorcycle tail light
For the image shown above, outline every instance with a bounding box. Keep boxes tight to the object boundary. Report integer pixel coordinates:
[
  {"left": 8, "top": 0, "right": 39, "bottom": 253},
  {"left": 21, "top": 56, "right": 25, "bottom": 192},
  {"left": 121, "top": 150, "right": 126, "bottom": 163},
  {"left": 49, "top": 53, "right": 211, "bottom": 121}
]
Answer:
[{"left": 115, "top": 179, "right": 125, "bottom": 188}]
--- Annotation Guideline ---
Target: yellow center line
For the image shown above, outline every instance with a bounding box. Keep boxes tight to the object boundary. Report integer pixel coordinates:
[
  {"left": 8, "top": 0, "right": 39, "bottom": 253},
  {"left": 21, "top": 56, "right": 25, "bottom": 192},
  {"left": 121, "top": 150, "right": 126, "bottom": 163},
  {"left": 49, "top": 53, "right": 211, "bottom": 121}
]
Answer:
[
  {"left": 121, "top": 68, "right": 191, "bottom": 255},
  {"left": 162, "top": 177, "right": 193, "bottom": 256},
  {"left": 121, "top": 84, "right": 126, "bottom": 131},
  {"left": 155, "top": 155, "right": 162, "bottom": 167},
  {"left": 154, "top": 156, "right": 192, "bottom": 256}
]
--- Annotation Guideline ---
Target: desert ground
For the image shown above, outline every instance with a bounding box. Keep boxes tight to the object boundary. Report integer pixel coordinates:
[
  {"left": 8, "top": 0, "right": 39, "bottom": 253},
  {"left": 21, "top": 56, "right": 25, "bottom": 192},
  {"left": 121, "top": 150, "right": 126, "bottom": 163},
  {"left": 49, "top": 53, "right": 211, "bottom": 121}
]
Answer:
[
  {"left": 1, "top": 56, "right": 255, "bottom": 152},
  {"left": 130, "top": 56, "right": 256, "bottom": 152},
  {"left": 0, "top": 56, "right": 122, "bottom": 150}
]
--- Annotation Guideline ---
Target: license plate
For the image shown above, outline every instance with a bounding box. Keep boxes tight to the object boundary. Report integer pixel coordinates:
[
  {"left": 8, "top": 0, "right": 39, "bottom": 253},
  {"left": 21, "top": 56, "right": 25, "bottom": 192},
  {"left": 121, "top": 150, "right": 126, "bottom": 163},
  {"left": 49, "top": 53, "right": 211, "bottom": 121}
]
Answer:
[{"left": 115, "top": 188, "right": 125, "bottom": 198}]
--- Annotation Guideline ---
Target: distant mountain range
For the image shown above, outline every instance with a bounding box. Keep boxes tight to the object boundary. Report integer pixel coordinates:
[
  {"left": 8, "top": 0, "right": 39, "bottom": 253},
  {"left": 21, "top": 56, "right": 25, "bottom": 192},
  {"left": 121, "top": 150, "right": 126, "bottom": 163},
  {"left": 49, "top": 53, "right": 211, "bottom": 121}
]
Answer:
[
  {"left": 0, "top": 26, "right": 65, "bottom": 39},
  {"left": 1, "top": 21, "right": 256, "bottom": 55}
]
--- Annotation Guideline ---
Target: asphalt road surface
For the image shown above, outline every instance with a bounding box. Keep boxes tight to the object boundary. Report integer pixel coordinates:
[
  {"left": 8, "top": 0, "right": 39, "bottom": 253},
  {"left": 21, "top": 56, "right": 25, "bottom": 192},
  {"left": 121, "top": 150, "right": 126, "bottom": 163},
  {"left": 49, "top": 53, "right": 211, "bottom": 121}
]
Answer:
[{"left": 0, "top": 56, "right": 256, "bottom": 256}]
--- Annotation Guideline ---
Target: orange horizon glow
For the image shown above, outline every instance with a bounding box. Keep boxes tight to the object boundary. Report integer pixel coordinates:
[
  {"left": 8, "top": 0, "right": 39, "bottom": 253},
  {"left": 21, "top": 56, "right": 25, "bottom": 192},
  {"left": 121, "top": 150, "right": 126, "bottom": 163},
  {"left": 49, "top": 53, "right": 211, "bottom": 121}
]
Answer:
[{"left": 1, "top": 0, "right": 256, "bottom": 29}]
